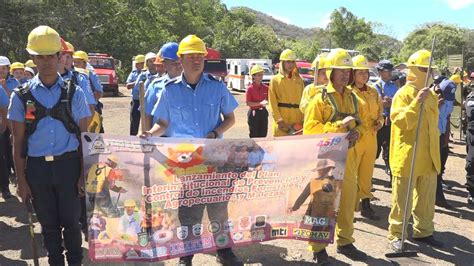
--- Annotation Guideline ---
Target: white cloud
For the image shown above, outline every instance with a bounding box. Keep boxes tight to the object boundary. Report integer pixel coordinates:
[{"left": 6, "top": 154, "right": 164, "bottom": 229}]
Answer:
[
  {"left": 269, "top": 13, "right": 292, "bottom": 24},
  {"left": 443, "top": 0, "right": 474, "bottom": 9}
]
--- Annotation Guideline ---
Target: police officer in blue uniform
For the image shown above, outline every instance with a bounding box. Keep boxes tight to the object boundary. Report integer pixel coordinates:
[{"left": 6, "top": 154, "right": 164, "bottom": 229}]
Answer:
[
  {"left": 0, "top": 85, "right": 10, "bottom": 199},
  {"left": 8, "top": 26, "right": 91, "bottom": 266},
  {"left": 129, "top": 52, "right": 157, "bottom": 135},
  {"left": 0, "top": 56, "right": 21, "bottom": 188},
  {"left": 144, "top": 42, "right": 183, "bottom": 130},
  {"left": 142, "top": 35, "right": 241, "bottom": 266},
  {"left": 374, "top": 60, "right": 398, "bottom": 186}
]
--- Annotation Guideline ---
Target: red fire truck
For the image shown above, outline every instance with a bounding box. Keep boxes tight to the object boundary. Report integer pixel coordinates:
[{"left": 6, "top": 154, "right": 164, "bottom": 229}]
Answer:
[
  {"left": 88, "top": 53, "right": 121, "bottom": 96},
  {"left": 204, "top": 48, "right": 227, "bottom": 81}
]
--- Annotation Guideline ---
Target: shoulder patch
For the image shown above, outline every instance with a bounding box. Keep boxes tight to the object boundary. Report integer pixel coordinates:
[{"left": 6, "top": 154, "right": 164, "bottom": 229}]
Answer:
[{"left": 165, "top": 76, "right": 181, "bottom": 87}]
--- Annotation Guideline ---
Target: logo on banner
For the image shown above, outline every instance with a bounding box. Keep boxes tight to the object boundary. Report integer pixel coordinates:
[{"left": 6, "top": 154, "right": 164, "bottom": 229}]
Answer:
[
  {"left": 239, "top": 216, "right": 251, "bottom": 230},
  {"left": 215, "top": 233, "right": 230, "bottom": 248},
  {"left": 224, "top": 220, "right": 234, "bottom": 232},
  {"left": 303, "top": 216, "right": 329, "bottom": 226},
  {"left": 177, "top": 226, "right": 189, "bottom": 240},
  {"left": 88, "top": 134, "right": 110, "bottom": 155},
  {"left": 254, "top": 215, "right": 266, "bottom": 228},
  {"left": 97, "top": 231, "right": 113, "bottom": 244},
  {"left": 138, "top": 232, "right": 149, "bottom": 247},
  {"left": 192, "top": 224, "right": 204, "bottom": 236},
  {"left": 208, "top": 221, "right": 221, "bottom": 234},
  {"left": 232, "top": 232, "right": 244, "bottom": 242}
]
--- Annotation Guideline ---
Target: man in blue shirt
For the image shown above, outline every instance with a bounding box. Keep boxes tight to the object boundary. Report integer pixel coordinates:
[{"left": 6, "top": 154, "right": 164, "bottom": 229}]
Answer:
[
  {"left": 0, "top": 56, "right": 21, "bottom": 191},
  {"left": 144, "top": 42, "right": 182, "bottom": 130},
  {"left": 142, "top": 35, "right": 241, "bottom": 266},
  {"left": 435, "top": 78, "right": 457, "bottom": 208},
  {"left": 0, "top": 86, "right": 10, "bottom": 199},
  {"left": 374, "top": 60, "right": 398, "bottom": 186},
  {"left": 8, "top": 26, "right": 91, "bottom": 266},
  {"left": 129, "top": 52, "right": 157, "bottom": 135}
]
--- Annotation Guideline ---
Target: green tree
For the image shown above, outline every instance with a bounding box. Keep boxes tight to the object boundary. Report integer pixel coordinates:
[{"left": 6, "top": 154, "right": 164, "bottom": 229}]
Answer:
[
  {"left": 327, "top": 7, "right": 374, "bottom": 50},
  {"left": 399, "top": 23, "right": 465, "bottom": 68}
]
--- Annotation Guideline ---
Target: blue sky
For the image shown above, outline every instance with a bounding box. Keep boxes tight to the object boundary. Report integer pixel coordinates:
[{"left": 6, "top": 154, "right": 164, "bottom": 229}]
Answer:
[{"left": 222, "top": 0, "right": 474, "bottom": 40}]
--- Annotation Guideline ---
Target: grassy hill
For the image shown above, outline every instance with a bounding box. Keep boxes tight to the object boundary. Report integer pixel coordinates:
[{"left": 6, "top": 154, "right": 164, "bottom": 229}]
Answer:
[{"left": 235, "top": 7, "right": 321, "bottom": 40}]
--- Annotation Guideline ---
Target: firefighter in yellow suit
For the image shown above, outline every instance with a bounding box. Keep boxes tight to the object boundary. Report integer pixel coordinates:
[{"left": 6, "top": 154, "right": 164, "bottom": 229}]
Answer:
[
  {"left": 299, "top": 52, "right": 329, "bottom": 115},
  {"left": 351, "top": 55, "right": 384, "bottom": 221},
  {"left": 303, "top": 48, "right": 367, "bottom": 263},
  {"left": 269, "top": 49, "right": 304, "bottom": 136},
  {"left": 388, "top": 50, "right": 443, "bottom": 251}
]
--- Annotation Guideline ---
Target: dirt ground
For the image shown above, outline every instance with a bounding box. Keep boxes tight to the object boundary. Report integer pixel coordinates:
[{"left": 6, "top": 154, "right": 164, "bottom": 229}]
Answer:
[{"left": 1, "top": 86, "right": 473, "bottom": 266}]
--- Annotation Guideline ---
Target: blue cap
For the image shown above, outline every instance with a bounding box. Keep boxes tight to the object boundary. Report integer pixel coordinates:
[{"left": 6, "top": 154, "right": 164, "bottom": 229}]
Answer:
[
  {"left": 159, "top": 42, "right": 179, "bottom": 61},
  {"left": 439, "top": 79, "right": 456, "bottom": 101},
  {"left": 377, "top": 59, "right": 394, "bottom": 71}
]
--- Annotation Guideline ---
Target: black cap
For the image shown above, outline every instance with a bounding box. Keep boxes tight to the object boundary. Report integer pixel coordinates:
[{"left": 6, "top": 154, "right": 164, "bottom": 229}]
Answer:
[
  {"left": 433, "top": 75, "right": 447, "bottom": 85},
  {"left": 377, "top": 59, "right": 394, "bottom": 71}
]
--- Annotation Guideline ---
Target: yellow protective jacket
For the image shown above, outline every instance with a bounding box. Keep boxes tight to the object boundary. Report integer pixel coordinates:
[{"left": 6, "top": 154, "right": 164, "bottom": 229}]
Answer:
[
  {"left": 303, "top": 83, "right": 364, "bottom": 136},
  {"left": 351, "top": 84, "right": 384, "bottom": 136},
  {"left": 268, "top": 65, "right": 304, "bottom": 136},
  {"left": 300, "top": 83, "right": 325, "bottom": 114},
  {"left": 389, "top": 84, "right": 441, "bottom": 177}
]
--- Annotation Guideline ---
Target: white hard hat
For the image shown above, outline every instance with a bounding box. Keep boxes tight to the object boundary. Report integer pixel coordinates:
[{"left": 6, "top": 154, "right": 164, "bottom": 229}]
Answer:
[
  {"left": 24, "top": 67, "right": 35, "bottom": 75},
  {"left": 0, "top": 56, "right": 11, "bottom": 66},
  {"left": 145, "top": 52, "right": 156, "bottom": 62}
]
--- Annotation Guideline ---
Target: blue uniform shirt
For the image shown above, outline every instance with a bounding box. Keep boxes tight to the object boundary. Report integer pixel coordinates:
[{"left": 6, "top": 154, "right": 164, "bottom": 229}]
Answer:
[
  {"left": 88, "top": 70, "right": 104, "bottom": 93},
  {"left": 62, "top": 70, "right": 96, "bottom": 105},
  {"left": 131, "top": 70, "right": 157, "bottom": 100},
  {"left": 154, "top": 73, "right": 238, "bottom": 138},
  {"left": 0, "top": 87, "right": 8, "bottom": 107},
  {"left": 146, "top": 74, "right": 169, "bottom": 116},
  {"left": 438, "top": 79, "right": 457, "bottom": 134},
  {"left": 2, "top": 76, "right": 21, "bottom": 93},
  {"left": 375, "top": 79, "right": 398, "bottom": 117},
  {"left": 8, "top": 75, "right": 91, "bottom": 157},
  {"left": 126, "top": 70, "right": 142, "bottom": 100}
]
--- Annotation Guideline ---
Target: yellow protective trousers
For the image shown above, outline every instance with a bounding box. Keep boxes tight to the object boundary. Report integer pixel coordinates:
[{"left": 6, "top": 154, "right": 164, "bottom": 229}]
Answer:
[
  {"left": 354, "top": 131, "right": 377, "bottom": 199},
  {"left": 388, "top": 174, "right": 437, "bottom": 241},
  {"left": 308, "top": 148, "right": 358, "bottom": 252}
]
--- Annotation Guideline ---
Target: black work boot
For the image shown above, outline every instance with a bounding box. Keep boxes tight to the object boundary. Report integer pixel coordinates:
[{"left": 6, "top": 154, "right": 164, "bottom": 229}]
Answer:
[
  {"left": 177, "top": 255, "right": 193, "bottom": 266},
  {"left": 337, "top": 243, "right": 367, "bottom": 261},
  {"left": 216, "top": 248, "right": 243, "bottom": 266},
  {"left": 313, "top": 248, "right": 329, "bottom": 264},
  {"left": 360, "top": 198, "right": 380, "bottom": 220}
]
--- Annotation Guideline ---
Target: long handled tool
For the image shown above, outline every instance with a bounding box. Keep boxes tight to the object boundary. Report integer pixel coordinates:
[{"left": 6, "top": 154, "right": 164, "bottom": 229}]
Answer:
[
  {"left": 25, "top": 197, "right": 39, "bottom": 266},
  {"left": 386, "top": 36, "right": 436, "bottom": 258}
]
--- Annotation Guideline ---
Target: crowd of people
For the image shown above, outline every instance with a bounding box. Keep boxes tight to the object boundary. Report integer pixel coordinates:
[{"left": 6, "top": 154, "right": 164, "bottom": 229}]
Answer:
[{"left": 1, "top": 24, "right": 474, "bottom": 265}]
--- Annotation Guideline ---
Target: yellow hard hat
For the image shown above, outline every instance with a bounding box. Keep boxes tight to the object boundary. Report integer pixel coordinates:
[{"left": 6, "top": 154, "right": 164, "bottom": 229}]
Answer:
[
  {"left": 25, "top": 59, "right": 36, "bottom": 68},
  {"left": 10, "top": 62, "right": 25, "bottom": 73},
  {"left": 326, "top": 48, "right": 353, "bottom": 69},
  {"left": 107, "top": 155, "right": 119, "bottom": 164},
  {"left": 279, "top": 49, "right": 297, "bottom": 61},
  {"left": 73, "top": 50, "right": 89, "bottom": 62},
  {"left": 64, "top": 41, "right": 75, "bottom": 53},
  {"left": 352, "top": 55, "right": 370, "bottom": 70},
  {"left": 311, "top": 52, "right": 329, "bottom": 69},
  {"left": 26, "top": 25, "right": 62, "bottom": 56},
  {"left": 406, "top": 49, "right": 434, "bottom": 68},
  {"left": 174, "top": 143, "right": 196, "bottom": 153},
  {"left": 449, "top": 74, "right": 462, "bottom": 84},
  {"left": 124, "top": 199, "right": 136, "bottom": 208},
  {"left": 177, "top": 35, "right": 208, "bottom": 57},
  {"left": 135, "top": 54, "right": 145, "bottom": 64},
  {"left": 250, "top": 65, "right": 264, "bottom": 76}
]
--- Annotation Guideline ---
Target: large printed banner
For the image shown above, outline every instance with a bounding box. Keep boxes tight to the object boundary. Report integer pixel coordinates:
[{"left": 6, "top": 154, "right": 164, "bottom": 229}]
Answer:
[{"left": 81, "top": 133, "right": 349, "bottom": 262}]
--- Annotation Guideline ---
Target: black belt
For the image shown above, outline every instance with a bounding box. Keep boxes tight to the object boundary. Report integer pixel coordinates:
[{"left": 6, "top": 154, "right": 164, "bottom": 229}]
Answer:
[
  {"left": 28, "top": 150, "right": 80, "bottom": 162},
  {"left": 278, "top": 103, "right": 299, "bottom": 108}
]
